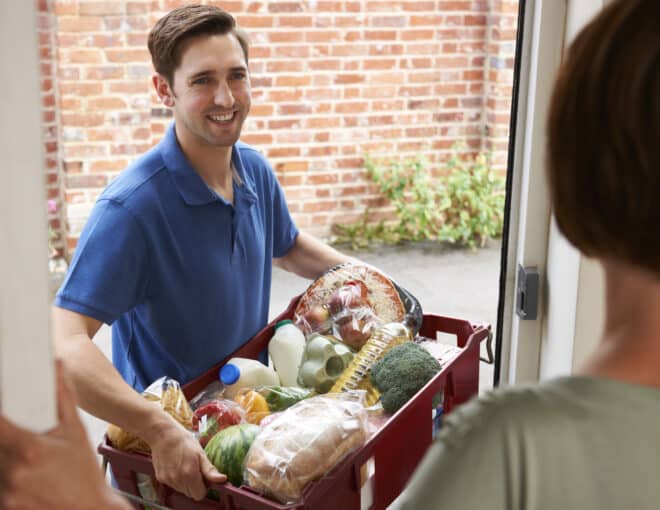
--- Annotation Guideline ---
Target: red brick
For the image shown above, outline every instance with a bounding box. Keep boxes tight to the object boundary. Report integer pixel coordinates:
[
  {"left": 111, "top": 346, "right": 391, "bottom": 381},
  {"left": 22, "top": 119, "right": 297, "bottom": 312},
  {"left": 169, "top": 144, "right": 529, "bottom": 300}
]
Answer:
[
  {"left": 84, "top": 65, "right": 125, "bottom": 80},
  {"left": 59, "top": 82, "right": 103, "bottom": 96},
  {"left": 266, "top": 61, "right": 304, "bottom": 72},
  {"left": 90, "top": 159, "right": 128, "bottom": 172},
  {"left": 267, "top": 147, "right": 301, "bottom": 158},
  {"left": 79, "top": 2, "right": 125, "bottom": 15},
  {"left": 65, "top": 49, "right": 103, "bottom": 64},
  {"left": 276, "top": 161, "right": 309, "bottom": 172},
  {"left": 273, "top": 45, "right": 310, "bottom": 58},
  {"left": 61, "top": 112, "right": 105, "bottom": 127},
  {"left": 105, "top": 49, "right": 151, "bottom": 63},
  {"left": 305, "top": 31, "right": 341, "bottom": 43},
  {"left": 66, "top": 174, "right": 108, "bottom": 188},
  {"left": 279, "top": 16, "right": 313, "bottom": 28},
  {"left": 268, "top": 2, "right": 303, "bottom": 12},
  {"left": 268, "top": 31, "right": 304, "bottom": 43},
  {"left": 57, "top": 16, "right": 104, "bottom": 32}
]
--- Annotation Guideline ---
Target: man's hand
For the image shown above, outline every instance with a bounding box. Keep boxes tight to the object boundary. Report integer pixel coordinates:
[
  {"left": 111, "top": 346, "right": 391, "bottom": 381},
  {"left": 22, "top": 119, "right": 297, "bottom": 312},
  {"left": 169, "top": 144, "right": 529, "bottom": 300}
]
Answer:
[
  {"left": 145, "top": 416, "right": 227, "bottom": 501},
  {"left": 0, "top": 360, "right": 130, "bottom": 510}
]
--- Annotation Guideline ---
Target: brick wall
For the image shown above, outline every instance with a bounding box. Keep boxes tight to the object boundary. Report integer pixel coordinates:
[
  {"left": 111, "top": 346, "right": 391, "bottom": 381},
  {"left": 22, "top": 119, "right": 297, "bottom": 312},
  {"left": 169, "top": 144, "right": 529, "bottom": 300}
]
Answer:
[
  {"left": 38, "top": 0, "right": 66, "bottom": 257},
  {"left": 43, "top": 0, "right": 519, "bottom": 255}
]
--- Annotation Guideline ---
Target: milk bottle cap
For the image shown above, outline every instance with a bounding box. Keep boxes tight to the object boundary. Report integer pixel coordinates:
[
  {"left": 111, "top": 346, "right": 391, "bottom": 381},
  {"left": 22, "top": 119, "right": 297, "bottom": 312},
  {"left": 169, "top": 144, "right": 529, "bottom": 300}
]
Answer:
[
  {"left": 219, "top": 363, "right": 240, "bottom": 385},
  {"left": 275, "top": 319, "right": 293, "bottom": 329}
]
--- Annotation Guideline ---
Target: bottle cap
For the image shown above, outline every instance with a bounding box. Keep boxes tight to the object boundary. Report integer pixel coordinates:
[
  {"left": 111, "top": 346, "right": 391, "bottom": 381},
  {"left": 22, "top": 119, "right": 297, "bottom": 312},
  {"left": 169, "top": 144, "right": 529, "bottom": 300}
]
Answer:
[
  {"left": 275, "top": 319, "right": 293, "bottom": 329},
  {"left": 219, "top": 363, "right": 240, "bottom": 385}
]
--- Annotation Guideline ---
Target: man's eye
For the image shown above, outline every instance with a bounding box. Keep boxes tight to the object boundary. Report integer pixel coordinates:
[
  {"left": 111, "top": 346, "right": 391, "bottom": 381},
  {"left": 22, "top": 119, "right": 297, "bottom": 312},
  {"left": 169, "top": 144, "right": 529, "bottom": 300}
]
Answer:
[
  {"left": 231, "top": 72, "right": 247, "bottom": 80},
  {"left": 192, "top": 77, "right": 210, "bottom": 85}
]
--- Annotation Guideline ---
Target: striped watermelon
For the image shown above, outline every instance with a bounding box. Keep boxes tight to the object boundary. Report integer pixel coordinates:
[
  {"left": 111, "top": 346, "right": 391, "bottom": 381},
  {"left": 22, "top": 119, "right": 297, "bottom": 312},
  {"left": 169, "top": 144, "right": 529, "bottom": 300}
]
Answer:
[{"left": 203, "top": 423, "right": 260, "bottom": 486}]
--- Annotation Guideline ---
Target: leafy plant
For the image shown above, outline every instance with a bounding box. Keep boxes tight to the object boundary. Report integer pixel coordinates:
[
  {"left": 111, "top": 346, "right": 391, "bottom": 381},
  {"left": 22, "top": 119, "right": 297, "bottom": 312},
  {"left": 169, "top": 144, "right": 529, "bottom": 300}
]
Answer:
[
  {"left": 332, "top": 144, "right": 505, "bottom": 249},
  {"left": 436, "top": 148, "right": 505, "bottom": 248}
]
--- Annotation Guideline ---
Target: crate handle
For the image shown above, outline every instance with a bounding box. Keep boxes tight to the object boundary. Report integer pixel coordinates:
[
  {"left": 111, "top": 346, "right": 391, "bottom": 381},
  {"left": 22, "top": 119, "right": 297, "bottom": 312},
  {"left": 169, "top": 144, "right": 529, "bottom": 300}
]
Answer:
[{"left": 479, "top": 328, "right": 494, "bottom": 364}]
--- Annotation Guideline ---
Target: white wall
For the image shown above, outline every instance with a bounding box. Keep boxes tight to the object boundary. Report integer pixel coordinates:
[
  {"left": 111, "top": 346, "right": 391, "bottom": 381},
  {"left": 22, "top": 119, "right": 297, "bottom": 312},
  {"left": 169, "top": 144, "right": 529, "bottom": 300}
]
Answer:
[{"left": 0, "top": 1, "right": 56, "bottom": 430}]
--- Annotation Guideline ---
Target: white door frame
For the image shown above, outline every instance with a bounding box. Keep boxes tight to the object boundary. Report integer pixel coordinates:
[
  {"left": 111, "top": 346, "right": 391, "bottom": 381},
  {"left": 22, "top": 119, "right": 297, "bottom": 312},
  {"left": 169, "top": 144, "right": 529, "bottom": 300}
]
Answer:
[
  {"left": 0, "top": 1, "right": 56, "bottom": 430},
  {"left": 500, "top": 0, "right": 609, "bottom": 385}
]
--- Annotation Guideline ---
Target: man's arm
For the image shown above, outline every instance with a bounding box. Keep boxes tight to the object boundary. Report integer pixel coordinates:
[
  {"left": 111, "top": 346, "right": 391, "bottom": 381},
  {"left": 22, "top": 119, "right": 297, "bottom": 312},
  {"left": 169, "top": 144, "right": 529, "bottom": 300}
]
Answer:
[
  {"left": 273, "top": 231, "right": 357, "bottom": 279},
  {"left": 52, "top": 307, "right": 226, "bottom": 501}
]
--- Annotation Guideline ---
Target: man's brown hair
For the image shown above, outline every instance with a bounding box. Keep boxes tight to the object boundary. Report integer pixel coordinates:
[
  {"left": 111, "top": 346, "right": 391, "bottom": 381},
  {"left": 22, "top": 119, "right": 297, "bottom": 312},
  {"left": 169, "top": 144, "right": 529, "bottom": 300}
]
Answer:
[
  {"left": 148, "top": 4, "right": 250, "bottom": 85},
  {"left": 547, "top": 0, "right": 660, "bottom": 273}
]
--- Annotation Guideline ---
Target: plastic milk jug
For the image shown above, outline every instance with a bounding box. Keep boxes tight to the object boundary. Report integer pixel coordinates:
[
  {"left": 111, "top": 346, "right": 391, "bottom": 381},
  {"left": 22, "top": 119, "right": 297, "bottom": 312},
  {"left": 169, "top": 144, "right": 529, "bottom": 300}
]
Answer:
[
  {"left": 219, "top": 357, "right": 280, "bottom": 399},
  {"left": 268, "top": 320, "right": 306, "bottom": 387}
]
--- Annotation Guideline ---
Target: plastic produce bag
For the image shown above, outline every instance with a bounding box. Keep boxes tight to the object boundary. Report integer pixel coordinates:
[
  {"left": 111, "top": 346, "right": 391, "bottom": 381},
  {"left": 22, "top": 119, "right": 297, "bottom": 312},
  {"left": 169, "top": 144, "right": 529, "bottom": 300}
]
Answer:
[
  {"left": 243, "top": 393, "right": 369, "bottom": 504},
  {"left": 244, "top": 385, "right": 315, "bottom": 412},
  {"left": 106, "top": 376, "right": 193, "bottom": 453},
  {"left": 192, "top": 399, "right": 245, "bottom": 447},
  {"left": 293, "top": 263, "right": 423, "bottom": 349}
]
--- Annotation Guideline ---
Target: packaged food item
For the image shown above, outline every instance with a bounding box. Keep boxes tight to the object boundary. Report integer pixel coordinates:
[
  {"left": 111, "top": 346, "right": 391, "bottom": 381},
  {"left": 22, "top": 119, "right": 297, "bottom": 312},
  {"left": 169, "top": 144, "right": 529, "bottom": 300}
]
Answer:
[
  {"left": 329, "top": 321, "right": 413, "bottom": 406},
  {"left": 220, "top": 358, "right": 280, "bottom": 399},
  {"left": 294, "top": 263, "right": 409, "bottom": 335},
  {"left": 192, "top": 399, "right": 244, "bottom": 447},
  {"left": 106, "top": 377, "right": 193, "bottom": 453},
  {"left": 244, "top": 394, "right": 369, "bottom": 504},
  {"left": 268, "top": 320, "right": 306, "bottom": 387},
  {"left": 189, "top": 379, "right": 227, "bottom": 410},
  {"left": 297, "top": 333, "right": 354, "bottom": 393}
]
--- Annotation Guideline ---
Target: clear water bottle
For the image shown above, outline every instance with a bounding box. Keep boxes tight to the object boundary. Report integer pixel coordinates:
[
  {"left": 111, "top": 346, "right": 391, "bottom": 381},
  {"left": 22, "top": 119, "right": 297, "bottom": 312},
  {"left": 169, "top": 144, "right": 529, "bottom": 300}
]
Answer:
[{"left": 268, "top": 320, "right": 306, "bottom": 387}]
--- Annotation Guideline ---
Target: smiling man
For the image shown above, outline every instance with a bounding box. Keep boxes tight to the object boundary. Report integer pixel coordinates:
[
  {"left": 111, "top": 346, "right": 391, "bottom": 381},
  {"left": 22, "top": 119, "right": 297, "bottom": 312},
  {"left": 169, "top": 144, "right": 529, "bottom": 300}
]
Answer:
[{"left": 52, "top": 5, "right": 352, "bottom": 501}]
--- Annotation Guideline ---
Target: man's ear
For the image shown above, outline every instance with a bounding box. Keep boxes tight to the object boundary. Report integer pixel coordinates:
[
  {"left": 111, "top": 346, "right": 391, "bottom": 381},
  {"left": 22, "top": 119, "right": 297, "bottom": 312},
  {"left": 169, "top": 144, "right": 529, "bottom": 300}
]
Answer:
[{"left": 153, "top": 73, "right": 175, "bottom": 107}]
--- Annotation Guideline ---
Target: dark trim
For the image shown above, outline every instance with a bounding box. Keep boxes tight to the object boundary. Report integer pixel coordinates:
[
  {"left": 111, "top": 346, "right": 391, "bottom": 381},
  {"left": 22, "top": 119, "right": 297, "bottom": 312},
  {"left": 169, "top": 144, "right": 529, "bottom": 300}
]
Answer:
[{"left": 494, "top": 0, "right": 527, "bottom": 386}]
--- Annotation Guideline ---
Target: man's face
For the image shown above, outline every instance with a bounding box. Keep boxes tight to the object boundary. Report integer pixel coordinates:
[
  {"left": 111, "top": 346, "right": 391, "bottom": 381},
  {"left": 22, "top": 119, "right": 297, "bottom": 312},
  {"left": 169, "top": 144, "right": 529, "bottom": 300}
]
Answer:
[{"left": 165, "top": 33, "right": 251, "bottom": 150}]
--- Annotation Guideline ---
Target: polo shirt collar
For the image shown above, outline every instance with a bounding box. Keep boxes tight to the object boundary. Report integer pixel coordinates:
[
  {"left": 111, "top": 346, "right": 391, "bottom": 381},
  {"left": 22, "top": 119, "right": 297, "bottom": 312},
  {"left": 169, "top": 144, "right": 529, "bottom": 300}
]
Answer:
[{"left": 159, "top": 123, "right": 257, "bottom": 208}]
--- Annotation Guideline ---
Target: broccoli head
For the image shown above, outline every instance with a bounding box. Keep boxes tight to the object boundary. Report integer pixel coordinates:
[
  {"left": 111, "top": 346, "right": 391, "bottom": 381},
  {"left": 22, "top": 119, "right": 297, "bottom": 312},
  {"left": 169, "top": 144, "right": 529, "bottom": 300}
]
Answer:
[{"left": 370, "top": 342, "right": 441, "bottom": 414}]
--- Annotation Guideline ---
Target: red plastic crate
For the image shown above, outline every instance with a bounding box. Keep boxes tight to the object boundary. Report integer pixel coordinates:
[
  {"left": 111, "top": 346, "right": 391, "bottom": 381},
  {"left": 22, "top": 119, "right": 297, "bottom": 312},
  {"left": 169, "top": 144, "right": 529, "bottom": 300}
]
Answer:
[{"left": 99, "top": 297, "right": 490, "bottom": 510}]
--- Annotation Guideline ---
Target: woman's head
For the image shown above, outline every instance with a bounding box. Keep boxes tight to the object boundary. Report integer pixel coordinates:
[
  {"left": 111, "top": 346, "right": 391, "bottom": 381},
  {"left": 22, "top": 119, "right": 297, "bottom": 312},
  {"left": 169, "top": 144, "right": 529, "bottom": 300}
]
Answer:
[{"left": 547, "top": 0, "right": 660, "bottom": 273}]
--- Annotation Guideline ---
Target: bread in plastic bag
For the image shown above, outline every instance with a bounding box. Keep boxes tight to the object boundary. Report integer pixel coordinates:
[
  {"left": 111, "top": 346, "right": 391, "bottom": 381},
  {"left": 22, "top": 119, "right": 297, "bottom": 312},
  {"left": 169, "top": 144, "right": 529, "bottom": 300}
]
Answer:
[
  {"left": 106, "top": 376, "right": 193, "bottom": 453},
  {"left": 243, "top": 392, "right": 369, "bottom": 503}
]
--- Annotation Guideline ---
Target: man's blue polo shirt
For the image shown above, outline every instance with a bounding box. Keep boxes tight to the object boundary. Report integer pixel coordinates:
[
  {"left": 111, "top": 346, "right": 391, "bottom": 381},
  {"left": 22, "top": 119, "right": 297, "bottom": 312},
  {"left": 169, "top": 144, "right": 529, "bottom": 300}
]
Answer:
[{"left": 55, "top": 124, "right": 298, "bottom": 391}]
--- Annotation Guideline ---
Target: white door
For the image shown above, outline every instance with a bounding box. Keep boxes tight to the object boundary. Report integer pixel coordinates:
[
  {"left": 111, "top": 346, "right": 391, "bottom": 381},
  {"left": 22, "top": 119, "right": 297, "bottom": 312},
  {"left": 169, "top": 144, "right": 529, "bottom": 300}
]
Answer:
[
  {"left": 497, "top": 0, "right": 611, "bottom": 386},
  {"left": 0, "top": 0, "right": 56, "bottom": 430}
]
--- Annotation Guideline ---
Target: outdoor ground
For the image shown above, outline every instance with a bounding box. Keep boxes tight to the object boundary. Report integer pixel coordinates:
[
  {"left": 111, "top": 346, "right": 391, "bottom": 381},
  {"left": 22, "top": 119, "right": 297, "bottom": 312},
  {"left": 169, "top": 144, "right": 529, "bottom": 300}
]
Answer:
[{"left": 82, "top": 241, "right": 501, "bottom": 455}]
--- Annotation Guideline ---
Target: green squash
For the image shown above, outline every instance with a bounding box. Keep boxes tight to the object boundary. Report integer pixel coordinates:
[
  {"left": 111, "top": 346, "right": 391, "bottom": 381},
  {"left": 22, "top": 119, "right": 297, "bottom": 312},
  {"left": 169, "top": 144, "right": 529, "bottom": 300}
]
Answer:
[{"left": 203, "top": 423, "right": 260, "bottom": 486}]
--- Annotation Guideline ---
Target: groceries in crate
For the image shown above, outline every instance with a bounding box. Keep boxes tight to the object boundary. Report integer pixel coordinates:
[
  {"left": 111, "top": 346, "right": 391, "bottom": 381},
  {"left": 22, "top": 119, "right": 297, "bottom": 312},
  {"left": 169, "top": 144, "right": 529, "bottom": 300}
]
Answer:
[
  {"left": 192, "top": 399, "right": 244, "bottom": 447},
  {"left": 243, "top": 393, "right": 369, "bottom": 504},
  {"left": 329, "top": 321, "right": 413, "bottom": 406},
  {"left": 220, "top": 357, "right": 279, "bottom": 399},
  {"left": 234, "top": 389, "right": 271, "bottom": 425},
  {"left": 268, "top": 319, "right": 306, "bottom": 386},
  {"left": 370, "top": 342, "right": 442, "bottom": 414},
  {"left": 204, "top": 423, "right": 261, "bottom": 486},
  {"left": 106, "top": 376, "right": 193, "bottom": 453},
  {"left": 297, "top": 332, "right": 355, "bottom": 393}
]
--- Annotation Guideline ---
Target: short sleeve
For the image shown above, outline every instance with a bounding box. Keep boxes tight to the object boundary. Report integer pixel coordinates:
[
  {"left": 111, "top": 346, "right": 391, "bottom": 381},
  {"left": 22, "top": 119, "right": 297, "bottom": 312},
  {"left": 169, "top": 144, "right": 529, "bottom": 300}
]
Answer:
[
  {"left": 389, "top": 395, "right": 519, "bottom": 510},
  {"left": 55, "top": 199, "right": 150, "bottom": 324},
  {"left": 269, "top": 169, "right": 298, "bottom": 258}
]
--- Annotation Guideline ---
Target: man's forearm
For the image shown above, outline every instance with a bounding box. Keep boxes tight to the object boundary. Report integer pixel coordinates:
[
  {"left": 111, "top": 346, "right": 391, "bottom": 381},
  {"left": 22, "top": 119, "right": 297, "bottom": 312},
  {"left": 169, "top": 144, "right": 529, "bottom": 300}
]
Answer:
[
  {"left": 55, "top": 332, "right": 174, "bottom": 444},
  {"left": 274, "top": 231, "right": 357, "bottom": 280}
]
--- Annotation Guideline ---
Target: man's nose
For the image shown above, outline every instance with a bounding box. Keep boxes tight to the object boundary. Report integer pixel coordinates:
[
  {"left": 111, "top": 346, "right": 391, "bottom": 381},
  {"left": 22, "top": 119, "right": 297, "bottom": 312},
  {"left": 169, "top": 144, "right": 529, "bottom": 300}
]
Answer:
[{"left": 214, "top": 81, "right": 234, "bottom": 107}]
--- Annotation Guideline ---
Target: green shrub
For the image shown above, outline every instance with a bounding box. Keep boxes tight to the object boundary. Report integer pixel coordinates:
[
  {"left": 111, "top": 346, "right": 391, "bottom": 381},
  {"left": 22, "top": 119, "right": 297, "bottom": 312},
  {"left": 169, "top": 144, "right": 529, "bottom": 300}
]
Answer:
[{"left": 331, "top": 144, "right": 505, "bottom": 249}]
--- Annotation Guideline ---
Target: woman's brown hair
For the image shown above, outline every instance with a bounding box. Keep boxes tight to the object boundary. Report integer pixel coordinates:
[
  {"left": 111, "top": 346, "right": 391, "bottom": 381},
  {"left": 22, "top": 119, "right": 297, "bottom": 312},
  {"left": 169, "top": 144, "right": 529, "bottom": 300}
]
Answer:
[
  {"left": 547, "top": 0, "right": 660, "bottom": 273},
  {"left": 147, "top": 4, "right": 250, "bottom": 86}
]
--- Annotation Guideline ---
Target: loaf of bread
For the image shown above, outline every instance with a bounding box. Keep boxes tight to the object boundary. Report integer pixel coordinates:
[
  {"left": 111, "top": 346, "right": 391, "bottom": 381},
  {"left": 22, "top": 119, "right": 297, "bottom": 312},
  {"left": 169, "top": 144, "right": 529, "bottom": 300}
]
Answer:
[{"left": 244, "top": 395, "right": 369, "bottom": 503}]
